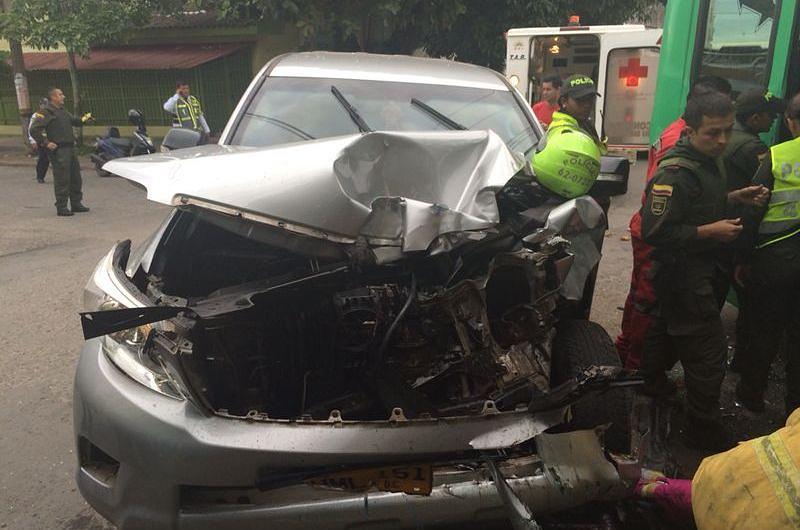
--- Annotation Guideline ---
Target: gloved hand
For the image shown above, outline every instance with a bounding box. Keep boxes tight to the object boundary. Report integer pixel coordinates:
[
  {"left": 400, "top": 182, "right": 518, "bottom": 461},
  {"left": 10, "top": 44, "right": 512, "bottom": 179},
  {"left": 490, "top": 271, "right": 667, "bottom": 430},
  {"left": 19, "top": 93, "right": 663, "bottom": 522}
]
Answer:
[{"left": 81, "top": 112, "right": 94, "bottom": 124}]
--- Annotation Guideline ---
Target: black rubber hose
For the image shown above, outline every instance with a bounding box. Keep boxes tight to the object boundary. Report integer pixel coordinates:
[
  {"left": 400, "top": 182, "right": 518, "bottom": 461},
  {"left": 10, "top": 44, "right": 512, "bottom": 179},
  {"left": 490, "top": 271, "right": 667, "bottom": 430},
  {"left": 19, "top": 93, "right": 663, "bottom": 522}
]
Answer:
[{"left": 373, "top": 273, "right": 417, "bottom": 368}]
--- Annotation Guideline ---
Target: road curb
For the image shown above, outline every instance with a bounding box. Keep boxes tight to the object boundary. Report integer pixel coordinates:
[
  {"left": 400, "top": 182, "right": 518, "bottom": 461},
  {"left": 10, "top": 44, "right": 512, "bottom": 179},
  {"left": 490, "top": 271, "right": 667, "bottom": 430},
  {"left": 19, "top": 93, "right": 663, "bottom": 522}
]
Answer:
[{"left": 0, "top": 160, "right": 94, "bottom": 171}]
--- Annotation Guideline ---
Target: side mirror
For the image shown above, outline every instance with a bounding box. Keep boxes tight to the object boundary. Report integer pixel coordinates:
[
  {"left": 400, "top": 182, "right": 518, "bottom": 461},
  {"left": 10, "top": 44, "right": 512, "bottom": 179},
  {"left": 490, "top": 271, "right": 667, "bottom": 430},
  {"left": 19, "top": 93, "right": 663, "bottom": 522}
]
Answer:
[
  {"left": 590, "top": 155, "right": 630, "bottom": 197},
  {"left": 160, "top": 127, "right": 202, "bottom": 152}
]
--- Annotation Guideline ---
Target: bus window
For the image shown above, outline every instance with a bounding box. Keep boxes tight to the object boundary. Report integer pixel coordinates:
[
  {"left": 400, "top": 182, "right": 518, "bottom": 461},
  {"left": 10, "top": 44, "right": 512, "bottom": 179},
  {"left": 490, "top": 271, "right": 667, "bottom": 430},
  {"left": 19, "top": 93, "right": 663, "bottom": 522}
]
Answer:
[
  {"left": 696, "top": 0, "right": 776, "bottom": 95},
  {"left": 528, "top": 34, "right": 600, "bottom": 104},
  {"left": 604, "top": 47, "right": 660, "bottom": 146}
]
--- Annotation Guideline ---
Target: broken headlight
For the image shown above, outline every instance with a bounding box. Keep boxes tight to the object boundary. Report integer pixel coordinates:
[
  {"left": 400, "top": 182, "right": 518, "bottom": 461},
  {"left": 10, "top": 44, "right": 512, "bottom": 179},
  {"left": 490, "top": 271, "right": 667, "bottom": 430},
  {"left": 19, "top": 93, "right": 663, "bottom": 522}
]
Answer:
[{"left": 84, "top": 246, "right": 185, "bottom": 400}]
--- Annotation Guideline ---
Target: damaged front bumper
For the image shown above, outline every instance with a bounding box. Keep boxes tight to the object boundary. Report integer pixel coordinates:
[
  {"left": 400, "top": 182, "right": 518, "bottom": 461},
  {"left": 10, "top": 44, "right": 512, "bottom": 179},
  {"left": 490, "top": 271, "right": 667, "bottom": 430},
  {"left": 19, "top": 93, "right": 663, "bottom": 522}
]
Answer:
[{"left": 75, "top": 338, "right": 629, "bottom": 530}]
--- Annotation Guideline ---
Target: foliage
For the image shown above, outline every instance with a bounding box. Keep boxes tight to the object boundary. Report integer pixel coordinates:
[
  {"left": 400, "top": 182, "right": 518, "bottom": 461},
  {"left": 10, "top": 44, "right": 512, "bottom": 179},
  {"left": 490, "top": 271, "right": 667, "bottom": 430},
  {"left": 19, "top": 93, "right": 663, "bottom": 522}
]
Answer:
[
  {"left": 203, "top": 0, "right": 466, "bottom": 54},
  {"left": 0, "top": 0, "right": 173, "bottom": 57},
  {"left": 202, "top": 0, "right": 657, "bottom": 68},
  {"left": 426, "top": 0, "right": 656, "bottom": 70}
]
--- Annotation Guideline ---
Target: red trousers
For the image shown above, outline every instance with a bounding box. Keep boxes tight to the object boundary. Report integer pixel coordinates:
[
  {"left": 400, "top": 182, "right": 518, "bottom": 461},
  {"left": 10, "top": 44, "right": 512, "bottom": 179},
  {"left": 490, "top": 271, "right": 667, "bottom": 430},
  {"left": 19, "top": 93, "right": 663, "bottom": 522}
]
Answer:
[{"left": 616, "top": 212, "right": 657, "bottom": 370}]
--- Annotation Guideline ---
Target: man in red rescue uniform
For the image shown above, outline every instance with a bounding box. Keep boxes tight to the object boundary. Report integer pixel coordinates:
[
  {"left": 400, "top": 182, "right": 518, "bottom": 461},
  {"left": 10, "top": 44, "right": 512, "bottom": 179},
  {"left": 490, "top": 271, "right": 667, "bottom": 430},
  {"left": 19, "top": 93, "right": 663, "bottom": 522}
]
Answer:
[{"left": 616, "top": 76, "right": 732, "bottom": 369}]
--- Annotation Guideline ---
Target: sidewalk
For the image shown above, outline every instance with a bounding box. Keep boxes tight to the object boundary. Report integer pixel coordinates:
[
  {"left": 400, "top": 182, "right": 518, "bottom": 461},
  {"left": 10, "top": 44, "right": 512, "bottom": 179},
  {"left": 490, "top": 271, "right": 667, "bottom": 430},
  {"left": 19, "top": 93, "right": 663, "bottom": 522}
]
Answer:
[{"left": 0, "top": 135, "right": 94, "bottom": 170}]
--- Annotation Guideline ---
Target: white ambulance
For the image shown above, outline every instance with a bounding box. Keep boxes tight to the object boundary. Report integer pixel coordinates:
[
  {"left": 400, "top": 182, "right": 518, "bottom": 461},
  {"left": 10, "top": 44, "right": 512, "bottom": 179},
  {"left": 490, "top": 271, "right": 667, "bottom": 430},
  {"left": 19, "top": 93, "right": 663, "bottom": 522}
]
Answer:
[{"left": 506, "top": 20, "right": 661, "bottom": 153}]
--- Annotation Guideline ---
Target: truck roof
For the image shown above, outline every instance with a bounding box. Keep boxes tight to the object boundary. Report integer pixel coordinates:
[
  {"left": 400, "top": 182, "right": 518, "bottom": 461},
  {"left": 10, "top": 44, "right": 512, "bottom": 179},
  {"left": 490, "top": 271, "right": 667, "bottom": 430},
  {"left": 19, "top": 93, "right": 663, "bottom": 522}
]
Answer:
[{"left": 268, "top": 51, "right": 509, "bottom": 91}]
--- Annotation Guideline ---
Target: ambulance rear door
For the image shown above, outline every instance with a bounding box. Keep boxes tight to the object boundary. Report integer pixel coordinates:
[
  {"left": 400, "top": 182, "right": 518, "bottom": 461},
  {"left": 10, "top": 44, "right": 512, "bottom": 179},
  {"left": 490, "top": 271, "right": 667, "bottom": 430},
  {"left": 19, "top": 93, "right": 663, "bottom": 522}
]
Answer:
[{"left": 599, "top": 29, "right": 661, "bottom": 152}]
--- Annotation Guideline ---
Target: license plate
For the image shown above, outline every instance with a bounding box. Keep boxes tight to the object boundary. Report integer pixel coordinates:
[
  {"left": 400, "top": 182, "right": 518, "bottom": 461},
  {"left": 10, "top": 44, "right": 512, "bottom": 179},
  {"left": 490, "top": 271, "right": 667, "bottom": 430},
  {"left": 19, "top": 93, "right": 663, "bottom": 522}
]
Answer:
[{"left": 307, "top": 463, "right": 433, "bottom": 496}]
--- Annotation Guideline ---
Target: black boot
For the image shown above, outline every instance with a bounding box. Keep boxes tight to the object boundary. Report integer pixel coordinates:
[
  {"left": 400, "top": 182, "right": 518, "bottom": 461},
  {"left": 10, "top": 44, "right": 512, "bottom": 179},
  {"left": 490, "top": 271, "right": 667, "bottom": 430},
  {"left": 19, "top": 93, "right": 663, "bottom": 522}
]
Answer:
[
  {"left": 684, "top": 414, "right": 735, "bottom": 452},
  {"left": 56, "top": 206, "right": 73, "bottom": 217},
  {"left": 71, "top": 203, "right": 90, "bottom": 213}
]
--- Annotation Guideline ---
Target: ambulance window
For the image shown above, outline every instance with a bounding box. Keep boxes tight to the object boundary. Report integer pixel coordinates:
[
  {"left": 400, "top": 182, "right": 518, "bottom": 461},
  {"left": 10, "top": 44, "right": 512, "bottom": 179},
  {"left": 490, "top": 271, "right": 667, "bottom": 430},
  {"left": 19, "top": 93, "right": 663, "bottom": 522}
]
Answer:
[
  {"left": 528, "top": 34, "right": 600, "bottom": 105},
  {"left": 603, "top": 47, "right": 660, "bottom": 146},
  {"left": 695, "top": 0, "right": 776, "bottom": 96}
]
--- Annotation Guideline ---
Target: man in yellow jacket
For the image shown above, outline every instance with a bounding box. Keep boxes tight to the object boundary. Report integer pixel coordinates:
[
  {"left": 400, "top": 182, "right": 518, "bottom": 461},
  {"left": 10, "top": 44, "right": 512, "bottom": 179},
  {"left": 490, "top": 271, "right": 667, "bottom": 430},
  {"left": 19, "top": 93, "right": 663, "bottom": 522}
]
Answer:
[
  {"left": 693, "top": 407, "right": 800, "bottom": 529},
  {"left": 636, "top": 408, "right": 800, "bottom": 528}
]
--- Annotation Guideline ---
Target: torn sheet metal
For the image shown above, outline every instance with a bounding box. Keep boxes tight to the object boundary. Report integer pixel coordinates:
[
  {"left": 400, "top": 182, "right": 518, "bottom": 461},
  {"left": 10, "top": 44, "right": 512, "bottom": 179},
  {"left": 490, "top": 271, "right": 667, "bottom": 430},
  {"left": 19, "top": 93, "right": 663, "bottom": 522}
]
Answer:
[
  {"left": 542, "top": 196, "right": 606, "bottom": 300},
  {"left": 487, "top": 459, "right": 543, "bottom": 530},
  {"left": 104, "top": 130, "right": 521, "bottom": 255},
  {"left": 334, "top": 130, "right": 521, "bottom": 251},
  {"left": 535, "top": 429, "right": 626, "bottom": 500}
]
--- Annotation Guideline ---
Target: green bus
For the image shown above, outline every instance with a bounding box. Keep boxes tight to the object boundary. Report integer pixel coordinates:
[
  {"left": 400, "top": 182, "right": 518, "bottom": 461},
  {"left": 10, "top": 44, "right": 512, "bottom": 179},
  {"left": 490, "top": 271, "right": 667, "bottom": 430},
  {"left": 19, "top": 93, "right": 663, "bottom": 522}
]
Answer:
[{"left": 651, "top": 0, "right": 799, "bottom": 145}]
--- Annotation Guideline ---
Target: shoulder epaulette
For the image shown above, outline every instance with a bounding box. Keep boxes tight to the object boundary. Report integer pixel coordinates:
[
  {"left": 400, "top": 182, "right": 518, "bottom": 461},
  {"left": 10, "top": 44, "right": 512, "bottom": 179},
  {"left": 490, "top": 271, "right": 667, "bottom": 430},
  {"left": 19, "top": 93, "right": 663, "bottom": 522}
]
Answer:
[{"left": 658, "top": 157, "right": 701, "bottom": 172}]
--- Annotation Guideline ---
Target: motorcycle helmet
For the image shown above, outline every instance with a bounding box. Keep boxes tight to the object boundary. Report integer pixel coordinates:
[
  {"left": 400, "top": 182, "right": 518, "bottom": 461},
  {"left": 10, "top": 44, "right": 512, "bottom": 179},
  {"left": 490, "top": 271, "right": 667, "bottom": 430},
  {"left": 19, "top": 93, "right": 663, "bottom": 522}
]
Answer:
[{"left": 531, "top": 127, "right": 601, "bottom": 199}]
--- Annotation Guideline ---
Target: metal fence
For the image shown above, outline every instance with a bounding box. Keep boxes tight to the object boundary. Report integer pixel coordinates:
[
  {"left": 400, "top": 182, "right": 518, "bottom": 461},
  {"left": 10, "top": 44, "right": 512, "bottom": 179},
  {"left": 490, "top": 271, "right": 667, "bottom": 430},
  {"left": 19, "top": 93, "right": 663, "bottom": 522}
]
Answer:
[{"left": 0, "top": 49, "right": 252, "bottom": 132}]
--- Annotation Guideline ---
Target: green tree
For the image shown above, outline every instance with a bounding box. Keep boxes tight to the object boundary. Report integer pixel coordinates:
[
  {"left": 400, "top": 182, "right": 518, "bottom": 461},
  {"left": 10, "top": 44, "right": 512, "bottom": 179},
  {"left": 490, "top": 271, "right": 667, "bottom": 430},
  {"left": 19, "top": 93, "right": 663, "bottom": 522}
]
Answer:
[
  {"left": 203, "top": 0, "right": 466, "bottom": 53},
  {"left": 0, "top": 0, "right": 179, "bottom": 142},
  {"left": 425, "top": 0, "right": 657, "bottom": 70},
  {"left": 204, "top": 0, "right": 656, "bottom": 67}
]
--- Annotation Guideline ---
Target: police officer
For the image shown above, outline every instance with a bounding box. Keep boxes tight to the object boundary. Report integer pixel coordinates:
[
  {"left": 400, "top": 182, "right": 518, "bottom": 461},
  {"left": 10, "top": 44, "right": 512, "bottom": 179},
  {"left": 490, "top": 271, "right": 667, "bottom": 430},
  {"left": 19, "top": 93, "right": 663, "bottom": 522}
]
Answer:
[
  {"left": 736, "top": 92, "right": 800, "bottom": 416},
  {"left": 29, "top": 87, "right": 92, "bottom": 217},
  {"left": 553, "top": 74, "right": 606, "bottom": 151},
  {"left": 163, "top": 80, "right": 211, "bottom": 139},
  {"left": 617, "top": 77, "right": 733, "bottom": 370},
  {"left": 725, "top": 89, "right": 786, "bottom": 192},
  {"left": 28, "top": 98, "right": 51, "bottom": 183},
  {"left": 640, "top": 91, "right": 769, "bottom": 451},
  {"left": 721, "top": 89, "right": 785, "bottom": 371}
]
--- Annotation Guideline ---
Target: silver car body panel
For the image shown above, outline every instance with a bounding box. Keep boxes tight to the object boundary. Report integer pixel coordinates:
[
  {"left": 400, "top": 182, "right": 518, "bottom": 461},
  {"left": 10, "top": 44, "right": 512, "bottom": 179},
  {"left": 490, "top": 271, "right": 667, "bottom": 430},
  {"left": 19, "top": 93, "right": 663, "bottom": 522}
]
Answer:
[
  {"left": 540, "top": 196, "right": 606, "bottom": 300},
  {"left": 104, "top": 130, "right": 522, "bottom": 255},
  {"left": 74, "top": 339, "right": 627, "bottom": 530},
  {"left": 270, "top": 51, "right": 510, "bottom": 90}
]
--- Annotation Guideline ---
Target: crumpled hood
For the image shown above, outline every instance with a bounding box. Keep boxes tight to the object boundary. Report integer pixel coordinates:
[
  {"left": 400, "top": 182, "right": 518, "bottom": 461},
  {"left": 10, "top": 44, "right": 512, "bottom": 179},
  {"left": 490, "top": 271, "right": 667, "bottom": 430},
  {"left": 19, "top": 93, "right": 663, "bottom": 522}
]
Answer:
[{"left": 104, "top": 130, "right": 522, "bottom": 254}]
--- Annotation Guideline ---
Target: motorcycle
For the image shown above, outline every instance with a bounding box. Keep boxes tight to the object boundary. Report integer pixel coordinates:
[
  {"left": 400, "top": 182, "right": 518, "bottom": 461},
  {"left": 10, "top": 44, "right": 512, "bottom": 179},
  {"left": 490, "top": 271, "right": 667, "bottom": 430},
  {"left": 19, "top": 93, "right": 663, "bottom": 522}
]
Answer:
[{"left": 90, "top": 109, "right": 155, "bottom": 177}]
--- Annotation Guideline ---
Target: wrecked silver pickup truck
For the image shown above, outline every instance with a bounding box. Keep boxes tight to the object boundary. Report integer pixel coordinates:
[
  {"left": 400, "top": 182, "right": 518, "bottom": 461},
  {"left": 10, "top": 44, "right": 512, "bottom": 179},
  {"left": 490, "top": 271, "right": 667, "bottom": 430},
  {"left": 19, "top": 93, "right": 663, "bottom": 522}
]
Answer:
[{"left": 74, "top": 53, "right": 636, "bottom": 530}]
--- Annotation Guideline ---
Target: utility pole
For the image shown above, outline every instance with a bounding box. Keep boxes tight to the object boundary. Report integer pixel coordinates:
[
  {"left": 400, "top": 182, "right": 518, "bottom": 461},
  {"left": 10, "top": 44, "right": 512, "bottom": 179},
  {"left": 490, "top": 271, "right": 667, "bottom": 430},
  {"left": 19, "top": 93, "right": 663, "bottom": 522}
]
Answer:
[{"left": 1, "top": 0, "right": 31, "bottom": 145}]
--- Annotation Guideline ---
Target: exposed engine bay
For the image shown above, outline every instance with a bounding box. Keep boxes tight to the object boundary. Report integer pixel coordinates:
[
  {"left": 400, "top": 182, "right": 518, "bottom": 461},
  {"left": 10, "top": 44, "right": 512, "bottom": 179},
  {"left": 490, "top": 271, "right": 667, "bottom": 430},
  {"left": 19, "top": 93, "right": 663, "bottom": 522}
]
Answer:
[
  {"left": 88, "top": 130, "right": 613, "bottom": 423},
  {"left": 140, "top": 204, "right": 578, "bottom": 420}
]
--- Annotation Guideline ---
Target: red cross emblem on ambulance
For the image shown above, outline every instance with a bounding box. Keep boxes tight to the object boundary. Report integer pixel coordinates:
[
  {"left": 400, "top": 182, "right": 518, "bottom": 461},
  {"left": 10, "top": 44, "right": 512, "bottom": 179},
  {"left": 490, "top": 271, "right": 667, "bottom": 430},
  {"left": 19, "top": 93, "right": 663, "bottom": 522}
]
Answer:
[{"left": 619, "top": 57, "right": 648, "bottom": 87}]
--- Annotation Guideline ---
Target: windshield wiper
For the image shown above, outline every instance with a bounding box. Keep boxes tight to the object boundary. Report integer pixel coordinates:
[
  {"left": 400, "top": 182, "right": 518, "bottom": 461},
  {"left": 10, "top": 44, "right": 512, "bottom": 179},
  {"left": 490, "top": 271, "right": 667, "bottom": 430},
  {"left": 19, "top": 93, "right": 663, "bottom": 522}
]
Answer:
[
  {"left": 410, "top": 98, "right": 468, "bottom": 131},
  {"left": 331, "top": 85, "right": 372, "bottom": 133},
  {"left": 250, "top": 114, "right": 316, "bottom": 140}
]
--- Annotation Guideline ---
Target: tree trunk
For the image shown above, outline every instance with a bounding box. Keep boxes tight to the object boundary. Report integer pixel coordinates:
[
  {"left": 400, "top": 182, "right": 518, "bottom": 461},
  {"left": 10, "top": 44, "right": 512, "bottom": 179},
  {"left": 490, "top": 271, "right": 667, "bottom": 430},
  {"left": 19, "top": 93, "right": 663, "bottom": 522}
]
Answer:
[
  {"left": 357, "top": 14, "right": 372, "bottom": 51},
  {"left": 1, "top": 0, "right": 31, "bottom": 147},
  {"left": 66, "top": 49, "right": 83, "bottom": 146},
  {"left": 8, "top": 40, "right": 30, "bottom": 147}
]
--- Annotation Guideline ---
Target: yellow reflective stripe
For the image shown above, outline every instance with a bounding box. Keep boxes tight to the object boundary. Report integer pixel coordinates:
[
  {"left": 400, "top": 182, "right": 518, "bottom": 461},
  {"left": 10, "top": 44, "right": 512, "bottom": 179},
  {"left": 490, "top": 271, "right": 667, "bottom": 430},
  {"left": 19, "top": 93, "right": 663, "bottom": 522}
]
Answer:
[
  {"left": 185, "top": 98, "right": 198, "bottom": 129},
  {"left": 753, "top": 432, "right": 800, "bottom": 527},
  {"left": 757, "top": 226, "right": 800, "bottom": 249},
  {"left": 177, "top": 98, "right": 198, "bottom": 129}
]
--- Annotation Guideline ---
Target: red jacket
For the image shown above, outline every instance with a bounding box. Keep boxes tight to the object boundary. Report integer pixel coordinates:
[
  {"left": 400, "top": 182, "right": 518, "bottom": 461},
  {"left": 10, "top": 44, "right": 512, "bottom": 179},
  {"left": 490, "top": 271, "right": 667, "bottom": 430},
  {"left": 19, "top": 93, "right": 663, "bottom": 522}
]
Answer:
[{"left": 532, "top": 101, "right": 558, "bottom": 127}]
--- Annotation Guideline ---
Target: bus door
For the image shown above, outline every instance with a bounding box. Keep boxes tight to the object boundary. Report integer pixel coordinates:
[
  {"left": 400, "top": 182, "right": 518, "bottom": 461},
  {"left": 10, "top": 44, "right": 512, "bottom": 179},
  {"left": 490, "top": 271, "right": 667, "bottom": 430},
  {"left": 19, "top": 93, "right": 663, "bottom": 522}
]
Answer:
[
  {"left": 693, "top": 0, "right": 778, "bottom": 96},
  {"left": 599, "top": 34, "right": 661, "bottom": 151}
]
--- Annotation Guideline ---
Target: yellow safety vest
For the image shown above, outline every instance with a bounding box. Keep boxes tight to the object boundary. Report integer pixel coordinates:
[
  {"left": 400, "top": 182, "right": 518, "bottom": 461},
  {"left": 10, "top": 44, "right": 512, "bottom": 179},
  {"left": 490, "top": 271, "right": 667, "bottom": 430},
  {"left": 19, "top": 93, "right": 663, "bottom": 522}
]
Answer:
[
  {"left": 758, "top": 135, "right": 800, "bottom": 248},
  {"left": 692, "top": 408, "right": 800, "bottom": 529},
  {"left": 175, "top": 95, "right": 203, "bottom": 131}
]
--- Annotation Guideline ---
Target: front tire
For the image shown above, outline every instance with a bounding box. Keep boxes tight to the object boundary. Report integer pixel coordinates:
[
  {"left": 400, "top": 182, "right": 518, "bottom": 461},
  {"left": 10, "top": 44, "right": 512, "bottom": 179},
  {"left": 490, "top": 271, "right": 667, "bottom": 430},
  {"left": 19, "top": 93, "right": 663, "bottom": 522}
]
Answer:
[{"left": 551, "top": 319, "right": 631, "bottom": 452}]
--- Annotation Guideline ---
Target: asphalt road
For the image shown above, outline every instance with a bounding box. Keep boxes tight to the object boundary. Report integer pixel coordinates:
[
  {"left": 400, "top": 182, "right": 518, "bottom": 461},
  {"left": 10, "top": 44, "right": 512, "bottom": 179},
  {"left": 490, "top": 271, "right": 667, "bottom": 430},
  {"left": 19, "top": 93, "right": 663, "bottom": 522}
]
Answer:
[
  {"left": 0, "top": 158, "right": 787, "bottom": 528},
  {"left": 1, "top": 165, "right": 167, "bottom": 529}
]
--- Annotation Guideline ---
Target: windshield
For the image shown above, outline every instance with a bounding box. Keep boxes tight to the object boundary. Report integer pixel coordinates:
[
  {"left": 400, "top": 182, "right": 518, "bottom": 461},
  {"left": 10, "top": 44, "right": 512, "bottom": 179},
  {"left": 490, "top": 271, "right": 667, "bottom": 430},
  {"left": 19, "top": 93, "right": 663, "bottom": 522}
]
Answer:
[{"left": 229, "top": 77, "right": 539, "bottom": 154}]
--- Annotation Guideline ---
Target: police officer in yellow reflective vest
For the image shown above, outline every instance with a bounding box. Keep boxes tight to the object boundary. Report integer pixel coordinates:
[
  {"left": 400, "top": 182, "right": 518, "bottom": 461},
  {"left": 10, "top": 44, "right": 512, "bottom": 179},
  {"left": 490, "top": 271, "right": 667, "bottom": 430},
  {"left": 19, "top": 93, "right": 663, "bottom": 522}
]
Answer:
[
  {"left": 736, "top": 92, "right": 800, "bottom": 417},
  {"left": 555, "top": 74, "right": 607, "bottom": 153},
  {"left": 163, "top": 80, "right": 211, "bottom": 140}
]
